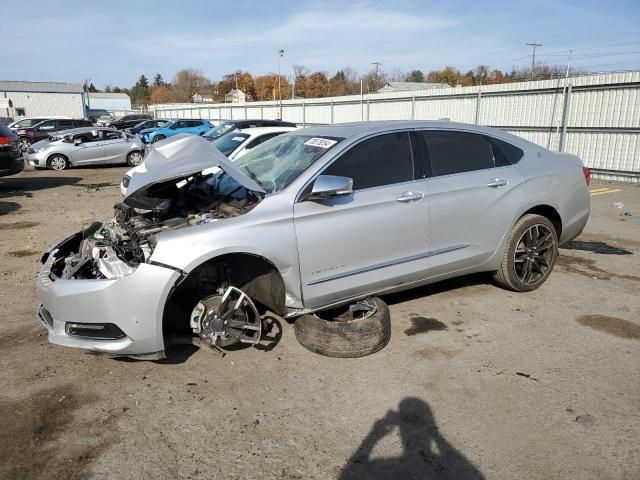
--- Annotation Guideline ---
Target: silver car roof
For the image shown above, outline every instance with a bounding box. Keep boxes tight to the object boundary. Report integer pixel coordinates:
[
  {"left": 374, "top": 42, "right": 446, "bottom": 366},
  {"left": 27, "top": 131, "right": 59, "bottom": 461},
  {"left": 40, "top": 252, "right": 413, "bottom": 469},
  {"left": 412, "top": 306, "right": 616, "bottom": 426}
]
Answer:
[
  {"left": 289, "top": 120, "right": 533, "bottom": 148},
  {"left": 54, "top": 126, "right": 119, "bottom": 136}
]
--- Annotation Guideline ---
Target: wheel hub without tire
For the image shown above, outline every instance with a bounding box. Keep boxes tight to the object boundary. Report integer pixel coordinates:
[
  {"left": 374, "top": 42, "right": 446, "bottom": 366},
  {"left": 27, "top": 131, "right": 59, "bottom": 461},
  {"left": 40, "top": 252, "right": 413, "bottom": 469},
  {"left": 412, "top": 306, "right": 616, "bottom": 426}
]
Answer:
[{"left": 190, "top": 287, "right": 262, "bottom": 348}]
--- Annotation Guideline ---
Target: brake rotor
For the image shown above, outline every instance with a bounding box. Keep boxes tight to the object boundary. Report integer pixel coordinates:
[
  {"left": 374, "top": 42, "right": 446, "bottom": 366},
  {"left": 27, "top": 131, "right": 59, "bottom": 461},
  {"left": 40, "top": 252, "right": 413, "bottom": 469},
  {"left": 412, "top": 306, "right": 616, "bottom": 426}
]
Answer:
[{"left": 190, "top": 286, "right": 262, "bottom": 348}]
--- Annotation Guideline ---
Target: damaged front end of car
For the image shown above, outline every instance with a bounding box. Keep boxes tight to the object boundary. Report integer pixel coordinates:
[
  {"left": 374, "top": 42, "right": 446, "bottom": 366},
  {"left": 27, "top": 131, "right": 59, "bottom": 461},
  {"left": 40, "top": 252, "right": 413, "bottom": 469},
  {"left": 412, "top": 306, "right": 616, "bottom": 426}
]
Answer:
[{"left": 37, "top": 135, "right": 271, "bottom": 358}]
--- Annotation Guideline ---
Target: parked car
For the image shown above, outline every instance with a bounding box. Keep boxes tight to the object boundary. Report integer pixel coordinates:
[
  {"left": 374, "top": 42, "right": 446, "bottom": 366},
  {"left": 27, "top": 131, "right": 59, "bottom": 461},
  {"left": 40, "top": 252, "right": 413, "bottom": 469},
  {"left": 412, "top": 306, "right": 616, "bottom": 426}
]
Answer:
[
  {"left": 202, "top": 119, "right": 296, "bottom": 141},
  {"left": 124, "top": 119, "right": 169, "bottom": 135},
  {"left": 101, "top": 114, "right": 153, "bottom": 130},
  {"left": 15, "top": 119, "right": 92, "bottom": 152},
  {"left": 140, "top": 119, "right": 212, "bottom": 143},
  {"left": 8, "top": 116, "right": 71, "bottom": 130},
  {"left": 35, "top": 121, "right": 590, "bottom": 360},
  {"left": 120, "top": 126, "right": 296, "bottom": 196},
  {"left": 86, "top": 109, "right": 111, "bottom": 124},
  {"left": 0, "top": 122, "right": 23, "bottom": 177},
  {"left": 24, "top": 127, "right": 145, "bottom": 171}
]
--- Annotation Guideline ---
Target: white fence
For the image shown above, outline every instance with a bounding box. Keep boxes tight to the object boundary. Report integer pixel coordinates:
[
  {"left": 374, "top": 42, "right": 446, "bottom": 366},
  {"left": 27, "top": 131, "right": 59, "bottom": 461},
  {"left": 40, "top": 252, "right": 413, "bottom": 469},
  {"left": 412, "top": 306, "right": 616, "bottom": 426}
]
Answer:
[{"left": 150, "top": 72, "right": 640, "bottom": 182}]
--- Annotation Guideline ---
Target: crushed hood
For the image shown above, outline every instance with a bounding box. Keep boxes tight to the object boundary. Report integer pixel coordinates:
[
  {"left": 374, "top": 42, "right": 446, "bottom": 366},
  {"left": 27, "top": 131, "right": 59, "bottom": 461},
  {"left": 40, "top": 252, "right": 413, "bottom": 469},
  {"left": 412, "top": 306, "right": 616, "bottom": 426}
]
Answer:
[{"left": 124, "top": 134, "right": 265, "bottom": 209}]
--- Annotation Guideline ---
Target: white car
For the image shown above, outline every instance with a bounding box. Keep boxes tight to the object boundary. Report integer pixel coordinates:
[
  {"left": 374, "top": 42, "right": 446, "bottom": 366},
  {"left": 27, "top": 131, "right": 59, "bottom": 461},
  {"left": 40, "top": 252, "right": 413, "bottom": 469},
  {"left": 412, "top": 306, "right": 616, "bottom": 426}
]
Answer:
[{"left": 120, "top": 126, "right": 297, "bottom": 196}]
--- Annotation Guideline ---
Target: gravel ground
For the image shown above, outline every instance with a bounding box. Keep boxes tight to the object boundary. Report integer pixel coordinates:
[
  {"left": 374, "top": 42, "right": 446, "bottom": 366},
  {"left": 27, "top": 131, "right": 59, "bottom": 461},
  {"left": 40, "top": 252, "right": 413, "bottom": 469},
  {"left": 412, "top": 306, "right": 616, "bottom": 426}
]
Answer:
[{"left": 1, "top": 167, "right": 639, "bottom": 480}]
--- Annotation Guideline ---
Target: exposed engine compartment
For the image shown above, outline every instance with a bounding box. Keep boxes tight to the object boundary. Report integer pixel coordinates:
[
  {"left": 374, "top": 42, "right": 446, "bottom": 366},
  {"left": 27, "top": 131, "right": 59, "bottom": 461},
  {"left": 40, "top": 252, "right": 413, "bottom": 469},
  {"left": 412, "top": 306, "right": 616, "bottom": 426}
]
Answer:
[{"left": 53, "top": 171, "right": 262, "bottom": 280}]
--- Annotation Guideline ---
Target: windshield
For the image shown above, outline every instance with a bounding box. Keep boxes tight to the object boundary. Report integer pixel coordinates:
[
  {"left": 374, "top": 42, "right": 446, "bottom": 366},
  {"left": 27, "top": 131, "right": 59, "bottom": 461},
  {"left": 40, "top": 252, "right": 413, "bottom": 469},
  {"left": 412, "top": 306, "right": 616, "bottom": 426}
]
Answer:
[
  {"left": 203, "top": 121, "right": 236, "bottom": 139},
  {"left": 212, "top": 133, "right": 249, "bottom": 157},
  {"left": 233, "top": 134, "right": 343, "bottom": 193}
]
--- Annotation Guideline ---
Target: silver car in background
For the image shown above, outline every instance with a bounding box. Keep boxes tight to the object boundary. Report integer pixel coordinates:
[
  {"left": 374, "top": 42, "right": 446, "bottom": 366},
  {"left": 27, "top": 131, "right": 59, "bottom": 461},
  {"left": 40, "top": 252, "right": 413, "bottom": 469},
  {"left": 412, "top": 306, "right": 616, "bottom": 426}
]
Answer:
[
  {"left": 25, "top": 127, "right": 145, "bottom": 170},
  {"left": 35, "top": 121, "right": 590, "bottom": 359}
]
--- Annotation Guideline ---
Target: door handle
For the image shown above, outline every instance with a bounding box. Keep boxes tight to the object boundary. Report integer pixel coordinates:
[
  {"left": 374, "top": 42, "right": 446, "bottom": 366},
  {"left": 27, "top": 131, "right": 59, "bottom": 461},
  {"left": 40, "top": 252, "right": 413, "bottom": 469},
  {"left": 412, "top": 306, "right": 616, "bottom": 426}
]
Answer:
[
  {"left": 487, "top": 178, "right": 508, "bottom": 188},
  {"left": 396, "top": 191, "right": 424, "bottom": 203}
]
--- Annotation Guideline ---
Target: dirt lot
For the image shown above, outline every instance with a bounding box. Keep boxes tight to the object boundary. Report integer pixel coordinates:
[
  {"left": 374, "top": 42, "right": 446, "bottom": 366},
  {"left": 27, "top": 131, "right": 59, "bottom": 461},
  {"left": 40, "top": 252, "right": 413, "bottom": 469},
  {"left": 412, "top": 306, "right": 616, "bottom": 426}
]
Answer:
[{"left": 1, "top": 166, "right": 639, "bottom": 480}]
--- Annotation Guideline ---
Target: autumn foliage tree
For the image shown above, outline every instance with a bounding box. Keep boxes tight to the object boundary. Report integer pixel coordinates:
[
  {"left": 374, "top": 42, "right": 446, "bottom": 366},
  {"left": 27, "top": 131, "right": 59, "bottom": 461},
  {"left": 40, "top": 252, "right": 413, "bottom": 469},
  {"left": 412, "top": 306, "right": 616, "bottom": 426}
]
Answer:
[
  {"left": 149, "top": 85, "right": 174, "bottom": 104},
  {"left": 254, "top": 75, "right": 290, "bottom": 101}
]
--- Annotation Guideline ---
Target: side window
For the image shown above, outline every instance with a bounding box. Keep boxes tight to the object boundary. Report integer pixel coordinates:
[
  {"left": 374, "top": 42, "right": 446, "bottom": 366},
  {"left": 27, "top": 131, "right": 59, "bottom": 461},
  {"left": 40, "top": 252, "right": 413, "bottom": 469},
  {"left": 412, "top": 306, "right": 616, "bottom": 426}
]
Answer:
[
  {"left": 37, "top": 120, "right": 56, "bottom": 130},
  {"left": 102, "top": 130, "right": 123, "bottom": 140},
  {"left": 485, "top": 136, "right": 524, "bottom": 166},
  {"left": 56, "top": 120, "right": 74, "bottom": 129},
  {"left": 323, "top": 132, "right": 414, "bottom": 190},
  {"left": 421, "top": 131, "right": 495, "bottom": 177},
  {"left": 173, "top": 121, "right": 185, "bottom": 129}
]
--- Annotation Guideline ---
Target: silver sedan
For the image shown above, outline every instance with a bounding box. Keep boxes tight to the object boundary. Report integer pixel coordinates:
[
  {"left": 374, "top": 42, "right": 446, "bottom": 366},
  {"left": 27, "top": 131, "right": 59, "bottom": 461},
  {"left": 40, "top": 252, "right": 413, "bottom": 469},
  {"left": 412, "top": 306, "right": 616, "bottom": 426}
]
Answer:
[
  {"left": 35, "top": 122, "right": 590, "bottom": 359},
  {"left": 25, "top": 127, "right": 145, "bottom": 171}
]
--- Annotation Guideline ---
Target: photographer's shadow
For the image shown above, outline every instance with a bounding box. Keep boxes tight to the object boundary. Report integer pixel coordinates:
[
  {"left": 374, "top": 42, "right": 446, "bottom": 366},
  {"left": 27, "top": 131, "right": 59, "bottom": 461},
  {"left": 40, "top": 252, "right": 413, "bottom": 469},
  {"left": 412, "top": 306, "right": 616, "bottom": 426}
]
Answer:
[{"left": 341, "top": 398, "right": 484, "bottom": 480}]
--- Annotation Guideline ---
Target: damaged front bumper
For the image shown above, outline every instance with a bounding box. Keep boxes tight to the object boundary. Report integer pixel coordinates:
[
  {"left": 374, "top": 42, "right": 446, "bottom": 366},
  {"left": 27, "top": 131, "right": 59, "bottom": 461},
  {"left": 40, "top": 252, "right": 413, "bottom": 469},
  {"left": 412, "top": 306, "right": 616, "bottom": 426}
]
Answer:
[{"left": 36, "top": 241, "right": 181, "bottom": 358}]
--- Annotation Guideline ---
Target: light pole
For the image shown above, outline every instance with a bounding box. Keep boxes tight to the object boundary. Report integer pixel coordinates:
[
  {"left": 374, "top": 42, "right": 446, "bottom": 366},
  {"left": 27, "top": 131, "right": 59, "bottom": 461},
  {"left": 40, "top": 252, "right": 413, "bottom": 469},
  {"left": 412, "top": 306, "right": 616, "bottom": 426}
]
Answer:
[{"left": 277, "top": 49, "right": 284, "bottom": 119}]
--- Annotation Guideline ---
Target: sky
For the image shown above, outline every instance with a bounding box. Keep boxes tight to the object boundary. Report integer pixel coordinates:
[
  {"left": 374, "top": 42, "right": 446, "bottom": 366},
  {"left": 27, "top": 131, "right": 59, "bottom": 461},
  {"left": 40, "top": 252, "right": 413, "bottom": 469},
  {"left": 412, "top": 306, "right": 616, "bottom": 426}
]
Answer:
[{"left": 2, "top": 0, "right": 639, "bottom": 89}]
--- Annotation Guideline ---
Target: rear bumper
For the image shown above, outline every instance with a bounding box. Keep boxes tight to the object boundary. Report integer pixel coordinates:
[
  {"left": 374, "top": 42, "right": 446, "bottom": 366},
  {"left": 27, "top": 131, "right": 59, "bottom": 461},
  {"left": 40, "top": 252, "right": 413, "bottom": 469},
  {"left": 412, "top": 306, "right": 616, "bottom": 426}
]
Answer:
[{"left": 36, "top": 247, "right": 181, "bottom": 357}]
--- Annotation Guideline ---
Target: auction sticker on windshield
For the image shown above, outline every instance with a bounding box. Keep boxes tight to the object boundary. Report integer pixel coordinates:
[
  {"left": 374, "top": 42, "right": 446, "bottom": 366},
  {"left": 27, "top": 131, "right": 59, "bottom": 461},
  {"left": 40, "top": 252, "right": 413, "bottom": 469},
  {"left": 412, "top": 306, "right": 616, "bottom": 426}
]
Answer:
[{"left": 304, "top": 137, "right": 337, "bottom": 148}]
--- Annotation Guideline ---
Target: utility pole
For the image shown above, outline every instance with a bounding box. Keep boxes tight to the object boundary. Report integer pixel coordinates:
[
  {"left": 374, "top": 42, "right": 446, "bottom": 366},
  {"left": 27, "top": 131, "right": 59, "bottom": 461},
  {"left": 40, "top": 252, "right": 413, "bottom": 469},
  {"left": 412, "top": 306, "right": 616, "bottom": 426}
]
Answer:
[
  {"left": 277, "top": 49, "right": 284, "bottom": 119},
  {"left": 371, "top": 62, "right": 382, "bottom": 92},
  {"left": 526, "top": 42, "right": 542, "bottom": 80}
]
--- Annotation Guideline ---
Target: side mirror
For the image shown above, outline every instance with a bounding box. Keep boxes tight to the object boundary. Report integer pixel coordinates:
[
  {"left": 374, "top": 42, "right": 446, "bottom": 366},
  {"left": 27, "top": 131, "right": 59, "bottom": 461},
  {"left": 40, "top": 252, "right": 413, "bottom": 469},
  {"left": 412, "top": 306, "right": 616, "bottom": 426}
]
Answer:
[
  {"left": 74, "top": 138, "right": 82, "bottom": 146},
  {"left": 302, "top": 175, "right": 353, "bottom": 201}
]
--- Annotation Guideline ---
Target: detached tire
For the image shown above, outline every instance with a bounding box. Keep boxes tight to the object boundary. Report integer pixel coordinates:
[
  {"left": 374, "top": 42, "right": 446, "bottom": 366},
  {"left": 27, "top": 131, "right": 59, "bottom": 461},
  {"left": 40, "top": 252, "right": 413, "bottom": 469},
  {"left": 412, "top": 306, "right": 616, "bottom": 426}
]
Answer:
[{"left": 294, "top": 297, "right": 391, "bottom": 358}]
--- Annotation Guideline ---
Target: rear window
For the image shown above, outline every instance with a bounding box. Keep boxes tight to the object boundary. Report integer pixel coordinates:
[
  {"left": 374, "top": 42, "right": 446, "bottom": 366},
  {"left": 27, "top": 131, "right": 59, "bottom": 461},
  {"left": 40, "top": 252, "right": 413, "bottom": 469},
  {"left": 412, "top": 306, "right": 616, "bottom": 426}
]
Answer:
[
  {"left": 0, "top": 123, "right": 16, "bottom": 138},
  {"left": 212, "top": 133, "right": 249, "bottom": 156}
]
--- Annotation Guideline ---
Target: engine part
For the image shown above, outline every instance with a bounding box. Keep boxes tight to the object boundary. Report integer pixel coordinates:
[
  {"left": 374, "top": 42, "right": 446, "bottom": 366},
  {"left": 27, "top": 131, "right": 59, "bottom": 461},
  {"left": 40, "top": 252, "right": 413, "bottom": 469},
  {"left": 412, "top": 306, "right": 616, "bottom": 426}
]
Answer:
[{"left": 190, "top": 286, "right": 262, "bottom": 348}]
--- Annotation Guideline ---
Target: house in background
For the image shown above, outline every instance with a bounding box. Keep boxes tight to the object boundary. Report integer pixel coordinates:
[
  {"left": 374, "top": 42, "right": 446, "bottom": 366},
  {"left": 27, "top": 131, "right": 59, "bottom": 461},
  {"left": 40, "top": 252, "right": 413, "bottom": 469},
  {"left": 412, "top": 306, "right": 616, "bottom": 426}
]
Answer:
[
  {"left": 0, "top": 81, "right": 85, "bottom": 119},
  {"left": 224, "top": 89, "right": 251, "bottom": 103},
  {"left": 87, "top": 92, "right": 132, "bottom": 112},
  {"left": 377, "top": 81, "right": 448, "bottom": 93},
  {"left": 192, "top": 92, "right": 214, "bottom": 103}
]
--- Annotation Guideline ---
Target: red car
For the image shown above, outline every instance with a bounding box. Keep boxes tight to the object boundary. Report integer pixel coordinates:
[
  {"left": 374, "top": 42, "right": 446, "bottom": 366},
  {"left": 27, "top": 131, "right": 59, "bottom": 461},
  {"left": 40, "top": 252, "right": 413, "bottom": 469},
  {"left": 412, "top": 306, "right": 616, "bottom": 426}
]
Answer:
[{"left": 15, "top": 118, "right": 92, "bottom": 152}]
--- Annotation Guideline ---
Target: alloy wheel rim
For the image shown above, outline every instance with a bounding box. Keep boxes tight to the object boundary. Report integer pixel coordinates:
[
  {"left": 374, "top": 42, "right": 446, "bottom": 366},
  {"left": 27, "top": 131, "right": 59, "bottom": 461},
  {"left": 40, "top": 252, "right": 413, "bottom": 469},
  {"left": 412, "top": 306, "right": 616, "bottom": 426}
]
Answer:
[
  {"left": 20, "top": 139, "right": 30, "bottom": 151},
  {"left": 513, "top": 224, "right": 555, "bottom": 284},
  {"left": 129, "top": 152, "right": 143, "bottom": 165},
  {"left": 50, "top": 157, "right": 66, "bottom": 170}
]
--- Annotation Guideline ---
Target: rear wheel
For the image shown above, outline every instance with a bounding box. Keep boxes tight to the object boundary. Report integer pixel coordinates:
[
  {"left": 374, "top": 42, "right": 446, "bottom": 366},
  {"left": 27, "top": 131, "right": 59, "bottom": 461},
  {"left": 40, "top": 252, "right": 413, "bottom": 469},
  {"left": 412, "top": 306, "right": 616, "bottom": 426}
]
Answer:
[
  {"left": 47, "top": 154, "right": 69, "bottom": 171},
  {"left": 294, "top": 297, "right": 391, "bottom": 358},
  {"left": 126, "top": 151, "right": 144, "bottom": 166},
  {"left": 152, "top": 134, "right": 165, "bottom": 143},
  {"left": 493, "top": 214, "right": 558, "bottom": 292}
]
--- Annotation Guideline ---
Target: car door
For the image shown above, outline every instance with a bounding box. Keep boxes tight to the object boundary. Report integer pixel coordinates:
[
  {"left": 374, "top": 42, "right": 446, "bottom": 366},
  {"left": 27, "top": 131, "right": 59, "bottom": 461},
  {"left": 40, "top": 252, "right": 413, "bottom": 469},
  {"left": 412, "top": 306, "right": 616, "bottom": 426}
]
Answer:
[
  {"left": 293, "top": 131, "right": 429, "bottom": 309},
  {"left": 100, "top": 130, "right": 130, "bottom": 164},
  {"left": 69, "top": 131, "right": 105, "bottom": 165},
  {"left": 418, "top": 130, "right": 524, "bottom": 277}
]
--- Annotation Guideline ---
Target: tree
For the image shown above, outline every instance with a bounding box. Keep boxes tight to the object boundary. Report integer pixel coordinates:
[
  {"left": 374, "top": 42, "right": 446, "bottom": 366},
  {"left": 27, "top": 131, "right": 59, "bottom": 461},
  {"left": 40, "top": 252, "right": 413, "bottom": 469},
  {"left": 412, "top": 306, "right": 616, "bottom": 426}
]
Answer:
[
  {"left": 254, "top": 75, "right": 290, "bottom": 101},
  {"left": 341, "top": 67, "right": 361, "bottom": 95},
  {"left": 83, "top": 81, "right": 98, "bottom": 93},
  {"left": 104, "top": 85, "right": 112, "bottom": 93},
  {"left": 305, "top": 72, "right": 329, "bottom": 98},
  {"left": 153, "top": 73, "right": 164, "bottom": 87},
  {"left": 426, "top": 66, "right": 462, "bottom": 86},
  {"left": 406, "top": 70, "right": 425, "bottom": 83},
  {"left": 328, "top": 70, "right": 347, "bottom": 97},
  {"left": 172, "top": 68, "right": 213, "bottom": 103},
  {"left": 130, "top": 75, "right": 150, "bottom": 104},
  {"left": 149, "top": 85, "right": 174, "bottom": 104},
  {"left": 292, "top": 65, "right": 309, "bottom": 98}
]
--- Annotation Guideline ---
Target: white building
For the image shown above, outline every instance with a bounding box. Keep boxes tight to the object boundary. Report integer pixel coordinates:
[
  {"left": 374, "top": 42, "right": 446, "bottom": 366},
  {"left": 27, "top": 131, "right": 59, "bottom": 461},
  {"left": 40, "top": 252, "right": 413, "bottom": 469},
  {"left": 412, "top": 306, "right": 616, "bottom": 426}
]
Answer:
[
  {"left": 0, "top": 81, "right": 85, "bottom": 119},
  {"left": 377, "top": 81, "right": 448, "bottom": 92},
  {"left": 88, "top": 92, "right": 132, "bottom": 112},
  {"left": 192, "top": 92, "right": 214, "bottom": 103},
  {"left": 224, "top": 89, "right": 251, "bottom": 103}
]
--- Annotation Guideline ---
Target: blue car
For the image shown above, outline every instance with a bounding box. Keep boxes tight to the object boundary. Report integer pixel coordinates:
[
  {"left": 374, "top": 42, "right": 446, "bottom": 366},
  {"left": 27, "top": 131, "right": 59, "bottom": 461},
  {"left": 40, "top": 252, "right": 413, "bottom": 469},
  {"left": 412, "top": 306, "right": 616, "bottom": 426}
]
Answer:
[{"left": 140, "top": 119, "right": 213, "bottom": 143}]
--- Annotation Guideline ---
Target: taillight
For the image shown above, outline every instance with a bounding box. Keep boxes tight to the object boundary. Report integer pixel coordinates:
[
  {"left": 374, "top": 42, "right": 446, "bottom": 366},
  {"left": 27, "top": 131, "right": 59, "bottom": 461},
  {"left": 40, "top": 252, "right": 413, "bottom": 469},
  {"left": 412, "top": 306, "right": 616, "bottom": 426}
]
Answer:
[
  {"left": 0, "top": 136, "right": 11, "bottom": 145},
  {"left": 583, "top": 167, "right": 591, "bottom": 186}
]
